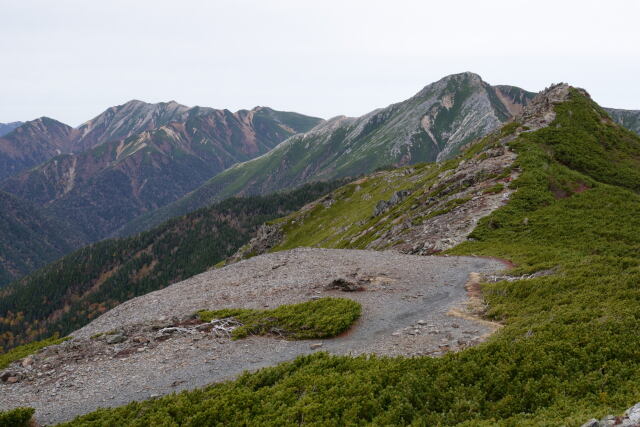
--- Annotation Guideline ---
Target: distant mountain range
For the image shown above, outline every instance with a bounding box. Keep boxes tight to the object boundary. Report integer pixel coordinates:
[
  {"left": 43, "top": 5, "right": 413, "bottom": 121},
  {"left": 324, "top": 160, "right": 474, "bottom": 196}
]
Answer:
[
  {"left": 0, "top": 102, "right": 322, "bottom": 241},
  {"left": 1, "top": 73, "right": 639, "bottom": 286},
  {"left": 0, "top": 101, "right": 321, "bottom": 285},
  {"left": 122, "top": 74, "right": 640, "bottom": 235},
  {"left": 0, "top": 118, "right": 75, "bottom": 180},
  {"left": 121, "top": 72, "right": 537, "bottom": 233}
]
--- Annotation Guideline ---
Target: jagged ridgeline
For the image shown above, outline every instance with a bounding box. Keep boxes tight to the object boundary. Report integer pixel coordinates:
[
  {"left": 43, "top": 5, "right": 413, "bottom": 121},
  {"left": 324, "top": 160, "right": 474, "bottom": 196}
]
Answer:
[
  {"left": 0, "top": 180, "right": 348, "bottom": 352},
  {"left": 229, "top": 85, "right": 640, "bottom": 259},
  {"left": 121, "top": 72, "right": 537, "bottom": 234},
  {"left": 0, "top": 104, "right": 323, "bottom": 243},
  {"left": 60, "top": 86, "right": 640, "bottom": 425}
]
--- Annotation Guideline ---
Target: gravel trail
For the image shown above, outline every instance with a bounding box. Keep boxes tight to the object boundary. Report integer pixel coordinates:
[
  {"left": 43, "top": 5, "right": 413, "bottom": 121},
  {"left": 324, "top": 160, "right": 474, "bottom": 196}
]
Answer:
[{"left": 0, "top": 248, "right": 506, "bottom": 425}]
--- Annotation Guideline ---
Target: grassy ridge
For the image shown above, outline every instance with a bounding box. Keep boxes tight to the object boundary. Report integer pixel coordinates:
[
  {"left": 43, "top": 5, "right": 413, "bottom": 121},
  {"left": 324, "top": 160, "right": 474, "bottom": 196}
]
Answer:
[
  {"left": 62, "top": 89, "right": 640, "bottom": 425},
  {"left": 197, "top": 298, "right": 361, "bottom": 340}
]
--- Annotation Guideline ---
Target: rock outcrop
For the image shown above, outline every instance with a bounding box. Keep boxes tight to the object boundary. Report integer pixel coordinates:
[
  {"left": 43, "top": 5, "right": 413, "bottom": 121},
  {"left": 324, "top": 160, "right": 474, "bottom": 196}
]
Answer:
[{"left": 581, "top": 403, "right": 640, "bottom": 427}]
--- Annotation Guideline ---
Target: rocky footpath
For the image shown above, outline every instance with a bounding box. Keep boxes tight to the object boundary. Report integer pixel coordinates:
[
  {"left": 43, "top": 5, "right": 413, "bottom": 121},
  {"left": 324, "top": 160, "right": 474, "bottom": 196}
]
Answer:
[{"left": 0, "top": 248, "right": 505, "bottom": 425}]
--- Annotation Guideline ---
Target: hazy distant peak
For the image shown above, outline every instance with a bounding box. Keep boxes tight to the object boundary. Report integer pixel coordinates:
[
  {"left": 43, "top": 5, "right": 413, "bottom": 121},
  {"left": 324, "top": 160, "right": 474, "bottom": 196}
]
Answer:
[{"left": 0, "top": 121, "right": 24, "bottom": 137}]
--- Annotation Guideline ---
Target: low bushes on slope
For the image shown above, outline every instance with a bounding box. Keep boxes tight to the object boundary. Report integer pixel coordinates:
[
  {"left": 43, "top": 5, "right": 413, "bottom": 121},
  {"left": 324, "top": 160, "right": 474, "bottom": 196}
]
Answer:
[
  {"left": 198, "top": 297, "right": 361, "bottom": 340},
  {"left": 62, "top": 89, "right": 640, "bottom": 426},
  {"left": 0, "top": 407, "right": 34, "bottom": 427}
]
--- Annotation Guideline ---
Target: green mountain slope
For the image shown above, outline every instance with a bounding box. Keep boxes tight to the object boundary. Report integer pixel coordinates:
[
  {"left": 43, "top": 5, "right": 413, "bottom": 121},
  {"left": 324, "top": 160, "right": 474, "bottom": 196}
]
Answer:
[
  {"left": 63, "top": 86, "right": 640, "bottom": 425},
  {"left": 0, "top": 180, "right": 346, "bottom": 351},
  {"left": 1, "top": 107, "right": 322, "bottom": 241},
  {"left": 0, "top": 191, "right": 85, "bottom": 287},
  {"left": 238, "top": 88, "right": 640, "bottom": 256},
  {"left": 122, "top": 72, "right": 536, "bottom": 234}
]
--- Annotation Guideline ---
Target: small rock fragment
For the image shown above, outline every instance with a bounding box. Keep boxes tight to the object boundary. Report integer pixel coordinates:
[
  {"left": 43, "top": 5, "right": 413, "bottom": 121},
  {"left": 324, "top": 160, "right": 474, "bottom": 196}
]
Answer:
[
  {"left": 106, "top": 334, "right": 127, "bottom": 344},
  {"left": 1, "top": 371, "right": 17, "bottom": 382},
  {"left": 309, "top": 343, "right": 323, "bottom": 350},
  {"left": 21, "top": 356, "right": 34, "bottom": 367},
  {"left": 326, "top": 278, "right": 364, "bottom": 292}
]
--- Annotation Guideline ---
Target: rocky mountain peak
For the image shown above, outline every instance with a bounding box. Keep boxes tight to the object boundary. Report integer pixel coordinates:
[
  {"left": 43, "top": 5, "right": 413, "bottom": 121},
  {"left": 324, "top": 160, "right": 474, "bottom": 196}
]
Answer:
[
  {"left": 120, "top": 99, "right": 147, "bottom": 107},
  {"left": 516, "top": 83, "right": 580, "bottom": 130},
  {"left": 414, "top": 71, "right": 485, "bottom": 100},
  {"left": 72, "top": 99, "right": 192, "bottom": 151},
  {"left": 9, "top": 117, "right": 74, "bottom": 142},
  {"left": 438, "top": 71, "right": 483, "bottom": 84},
  {"left": 0, "top": 117, "right": 76, "bottom": 180}
]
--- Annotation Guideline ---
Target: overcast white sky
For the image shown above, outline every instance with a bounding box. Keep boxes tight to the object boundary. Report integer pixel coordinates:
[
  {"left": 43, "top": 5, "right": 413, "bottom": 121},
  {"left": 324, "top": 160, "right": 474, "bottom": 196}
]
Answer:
[{"left": 1, "top": 0, "right": 639, "bottom": 126}]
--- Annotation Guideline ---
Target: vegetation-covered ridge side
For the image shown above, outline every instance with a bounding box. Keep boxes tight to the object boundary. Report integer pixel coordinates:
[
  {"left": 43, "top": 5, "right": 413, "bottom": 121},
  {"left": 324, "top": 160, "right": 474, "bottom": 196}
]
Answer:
[
  {"left": 197, "top": 297, "right": 361, "bottom": 340},
  {"left": 229, "top": 120, "right": 522, "bottom": 262},
  {"left": 0, "top": 191, "right": 86, "bottom": 288},
  {"left": 0, "top": 407, "right": 34, "bottom": 427},
  {"left": 0, "top": 180, "right": 348, "bottom": 353},
  {"left": 63, "top": 88, "right": 640, "bottom": 426}
]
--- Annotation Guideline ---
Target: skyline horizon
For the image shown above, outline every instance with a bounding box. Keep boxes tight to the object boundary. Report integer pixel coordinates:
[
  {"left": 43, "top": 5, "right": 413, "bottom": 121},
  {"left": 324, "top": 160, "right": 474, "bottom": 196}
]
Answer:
[
  {"left": 2, "top": 1, "right": 638, "bottom": 126},
  {"left": 3, "top": 71, "right": 638, "bottom": 127}
]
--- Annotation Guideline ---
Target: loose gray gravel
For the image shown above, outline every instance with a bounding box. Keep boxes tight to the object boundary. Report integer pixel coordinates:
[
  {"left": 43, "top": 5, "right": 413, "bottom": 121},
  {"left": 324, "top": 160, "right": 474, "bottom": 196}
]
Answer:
[{"left": 0, "top": 248, "right": 505, "bottom": 425}]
